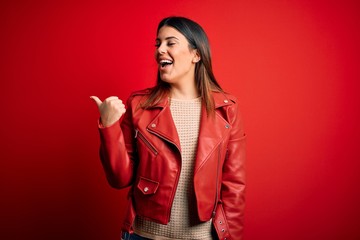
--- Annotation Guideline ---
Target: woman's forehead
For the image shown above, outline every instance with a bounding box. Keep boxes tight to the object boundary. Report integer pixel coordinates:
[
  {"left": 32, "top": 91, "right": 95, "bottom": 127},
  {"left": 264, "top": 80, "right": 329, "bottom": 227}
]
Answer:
[{"left": 157, "top": 26, "right": 184, "bottom": 40}]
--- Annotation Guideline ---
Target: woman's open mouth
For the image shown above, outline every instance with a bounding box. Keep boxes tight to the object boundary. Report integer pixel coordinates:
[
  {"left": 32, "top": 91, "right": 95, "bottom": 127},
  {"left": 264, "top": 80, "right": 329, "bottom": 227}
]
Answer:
[{"left": 159, "top": 59, "right": 173, "bottom": 69}]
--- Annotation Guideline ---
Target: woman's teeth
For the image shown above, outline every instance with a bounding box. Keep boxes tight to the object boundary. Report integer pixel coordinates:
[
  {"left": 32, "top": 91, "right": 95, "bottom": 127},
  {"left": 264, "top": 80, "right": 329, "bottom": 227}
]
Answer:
[{"left": 160, "top": 60, "right": 173, "bottom": 67}]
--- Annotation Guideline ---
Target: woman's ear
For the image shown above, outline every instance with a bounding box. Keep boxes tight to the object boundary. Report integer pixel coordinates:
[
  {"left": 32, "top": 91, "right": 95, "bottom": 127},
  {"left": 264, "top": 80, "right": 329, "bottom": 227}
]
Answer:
[{"left": 192, "top": 50, "right": 201, "bottom": 63}]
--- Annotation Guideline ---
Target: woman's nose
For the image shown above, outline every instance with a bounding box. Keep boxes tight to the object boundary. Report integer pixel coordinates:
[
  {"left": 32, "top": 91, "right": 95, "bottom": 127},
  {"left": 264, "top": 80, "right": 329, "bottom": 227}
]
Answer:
[{"left": 157, "top": 44, "right": 166, "bottom": 54}]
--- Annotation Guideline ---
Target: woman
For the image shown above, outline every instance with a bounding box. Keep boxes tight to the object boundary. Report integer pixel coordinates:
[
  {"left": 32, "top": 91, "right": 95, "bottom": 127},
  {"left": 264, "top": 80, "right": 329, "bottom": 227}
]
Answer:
[{"left": 91, "top": 16, "right": 246, "bottom": 240}]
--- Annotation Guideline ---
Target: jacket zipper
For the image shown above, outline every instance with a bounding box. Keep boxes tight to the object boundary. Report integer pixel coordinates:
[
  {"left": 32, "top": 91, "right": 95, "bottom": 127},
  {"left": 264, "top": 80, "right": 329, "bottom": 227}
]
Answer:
[
  {"left": 147, "top": 128, "right": 181, "bottom": 153},
  {"left": 147, "top": 128, "right": 181, "bottom": 222},
  {"left": 135, "top": 129, "right": 158, "bottom": 155},
  {"left": 212, "top": 143, "right": 222, "bottom": 218}
]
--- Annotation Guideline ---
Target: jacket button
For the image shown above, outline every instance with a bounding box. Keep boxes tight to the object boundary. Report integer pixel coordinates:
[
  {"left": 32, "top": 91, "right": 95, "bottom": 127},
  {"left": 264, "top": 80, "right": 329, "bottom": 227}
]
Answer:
[
  {"left": 225, "top": 124, "right": 230, "bottom": 129},
  {"left": 219, "top": 221, "right": 223, "bottom": 224},
  {"left": 151, "top": 123, "right": 156, "bottom": 128},
  {"left": 221, "top": 229, "right": 225, "bottom": 232},
  {"left": 224, "top": 99, "right": 228, "bottom": 103},
  {"left": 144, "top": 187, "right": 149, "bottom": 193}
]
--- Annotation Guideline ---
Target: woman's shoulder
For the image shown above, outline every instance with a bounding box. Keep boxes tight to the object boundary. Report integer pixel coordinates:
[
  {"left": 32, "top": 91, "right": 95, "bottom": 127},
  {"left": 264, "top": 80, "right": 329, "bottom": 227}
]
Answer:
[
  {"left": 125, "top": 87, "right": 155, "bottom": 108},
  {"left": 129, "top": 87, "right": 154, "bottom": 97},
  {"left": 127, "top": 87, "right": 156, "bottom": 102},
  {"left": 212, "top": 90, "right": 238, "bottom": 105}
]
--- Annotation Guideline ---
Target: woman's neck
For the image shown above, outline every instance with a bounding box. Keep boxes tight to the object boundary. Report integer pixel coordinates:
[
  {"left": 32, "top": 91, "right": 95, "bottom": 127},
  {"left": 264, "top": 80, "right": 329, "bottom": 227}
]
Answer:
[
  {"left": 169, "top": 83, "right": 199, "bottom": 100},
  {"left": 170, "top": 81, "right": 199, "bottom": 100}
]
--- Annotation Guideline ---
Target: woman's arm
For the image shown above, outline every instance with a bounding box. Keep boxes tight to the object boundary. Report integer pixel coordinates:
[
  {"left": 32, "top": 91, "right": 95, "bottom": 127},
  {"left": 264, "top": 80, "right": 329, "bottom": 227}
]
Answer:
[
  {"left": 220, "top": 102, "right": 246, "bottom": 239},
  {"left": 96, "top": 96, "right": 137, "bottom": 189}
]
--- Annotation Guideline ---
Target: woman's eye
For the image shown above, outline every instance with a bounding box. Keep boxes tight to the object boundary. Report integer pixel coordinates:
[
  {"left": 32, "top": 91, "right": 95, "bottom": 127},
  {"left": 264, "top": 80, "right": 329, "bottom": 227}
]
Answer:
[{"left": 154, "top": 42, "right": 175, "bottom": 48}]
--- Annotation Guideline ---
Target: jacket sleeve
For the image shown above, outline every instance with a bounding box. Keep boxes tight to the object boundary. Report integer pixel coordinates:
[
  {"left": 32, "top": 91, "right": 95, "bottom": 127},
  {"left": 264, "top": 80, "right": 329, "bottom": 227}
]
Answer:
[
  {"left": 98, "top": 96, "right": 137, "bottom": 189},
  {"left": 221, "top": 102, "right": 246, "bottom": 239}
]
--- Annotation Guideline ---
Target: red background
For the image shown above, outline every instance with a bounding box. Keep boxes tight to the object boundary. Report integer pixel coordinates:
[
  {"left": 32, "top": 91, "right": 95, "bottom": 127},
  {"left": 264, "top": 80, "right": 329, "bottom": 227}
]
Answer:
[{"left": 1, "top": 0, "right": 359, "bottom": 239}]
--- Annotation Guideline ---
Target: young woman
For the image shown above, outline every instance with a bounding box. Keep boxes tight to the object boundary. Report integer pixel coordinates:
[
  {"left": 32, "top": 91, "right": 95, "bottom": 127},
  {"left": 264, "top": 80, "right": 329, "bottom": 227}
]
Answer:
[{"left": 91, "top": 16, "right": 246, "bottom": 240}]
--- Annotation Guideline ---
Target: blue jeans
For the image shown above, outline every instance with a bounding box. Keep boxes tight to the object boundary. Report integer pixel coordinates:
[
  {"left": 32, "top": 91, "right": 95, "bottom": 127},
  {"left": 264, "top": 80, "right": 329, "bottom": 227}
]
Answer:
[{"left": 121, "top": 232, "right": 152, "bottom": 240}]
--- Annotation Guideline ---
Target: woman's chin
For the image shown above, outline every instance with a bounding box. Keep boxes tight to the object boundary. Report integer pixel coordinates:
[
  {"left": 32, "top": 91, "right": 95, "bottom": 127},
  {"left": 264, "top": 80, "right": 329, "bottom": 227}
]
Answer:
[{"left": 159, "top": 75, "right": 174, "bottom": 84}]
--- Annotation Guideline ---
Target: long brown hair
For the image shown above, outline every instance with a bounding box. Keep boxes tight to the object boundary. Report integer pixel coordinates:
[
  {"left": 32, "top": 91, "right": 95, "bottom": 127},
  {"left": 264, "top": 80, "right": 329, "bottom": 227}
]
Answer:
[{"left": 142, "top": 16, "right": 223, "bottom": 115}]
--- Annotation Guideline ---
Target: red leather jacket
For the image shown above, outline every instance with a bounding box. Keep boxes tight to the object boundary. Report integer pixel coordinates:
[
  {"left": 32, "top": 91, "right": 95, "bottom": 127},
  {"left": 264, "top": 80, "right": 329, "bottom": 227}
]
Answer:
[{"left": 98, "top": 89, "right": 246, "bottom": 240}]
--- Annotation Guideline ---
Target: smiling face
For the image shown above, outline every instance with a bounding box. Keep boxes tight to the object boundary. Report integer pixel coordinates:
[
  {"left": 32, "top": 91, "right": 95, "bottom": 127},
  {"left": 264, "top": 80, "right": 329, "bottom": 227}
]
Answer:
[{"left": 155, "top": 26, "right": 200, "bottom": 87}]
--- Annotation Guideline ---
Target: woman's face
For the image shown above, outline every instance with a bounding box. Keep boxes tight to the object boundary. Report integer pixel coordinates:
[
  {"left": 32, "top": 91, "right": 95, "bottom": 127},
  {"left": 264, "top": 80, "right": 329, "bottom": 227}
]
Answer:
[{"left": 155, "top": 26, "right": 199, "bottom": 86}]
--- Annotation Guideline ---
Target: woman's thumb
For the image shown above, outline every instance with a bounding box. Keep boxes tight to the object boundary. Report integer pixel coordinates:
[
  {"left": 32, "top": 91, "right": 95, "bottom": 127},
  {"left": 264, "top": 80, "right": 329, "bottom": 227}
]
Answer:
[{"left": 90, "top": 96, "right": 102, "bottom": 108}]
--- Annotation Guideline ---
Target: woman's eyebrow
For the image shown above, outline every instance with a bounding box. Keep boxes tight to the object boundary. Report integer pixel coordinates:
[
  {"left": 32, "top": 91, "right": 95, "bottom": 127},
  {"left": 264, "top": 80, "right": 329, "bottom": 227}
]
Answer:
[{"left": 155, "top": 36, "right": 180, "bottom": 41}]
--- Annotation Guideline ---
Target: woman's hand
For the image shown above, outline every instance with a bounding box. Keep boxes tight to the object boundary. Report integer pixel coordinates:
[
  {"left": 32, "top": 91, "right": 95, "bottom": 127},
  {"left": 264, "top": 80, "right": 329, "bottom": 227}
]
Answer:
[{"left": 90, "top": 96, "right": 126, "bottom": 127}]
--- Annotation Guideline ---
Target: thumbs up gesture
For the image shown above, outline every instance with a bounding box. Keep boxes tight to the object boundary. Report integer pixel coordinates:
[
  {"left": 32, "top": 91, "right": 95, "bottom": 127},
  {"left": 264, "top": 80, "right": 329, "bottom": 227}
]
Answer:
[{"left": 90, "top": 96, "right": 126, "bottom": 127}]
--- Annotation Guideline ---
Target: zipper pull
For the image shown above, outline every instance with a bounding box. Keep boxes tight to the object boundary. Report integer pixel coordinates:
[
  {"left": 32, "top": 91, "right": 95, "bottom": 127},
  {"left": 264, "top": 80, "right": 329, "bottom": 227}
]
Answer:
[
  {"left": 134, "top": 129, "right": 138, "bottom": 138},
  {"left": 212, "top": 210, "right": 216, "bottom": 218}
]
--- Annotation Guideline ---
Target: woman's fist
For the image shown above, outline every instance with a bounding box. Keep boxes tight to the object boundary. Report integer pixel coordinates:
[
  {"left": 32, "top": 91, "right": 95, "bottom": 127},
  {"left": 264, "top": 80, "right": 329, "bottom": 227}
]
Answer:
[{"left": 90, "top": 96, "right": 126, "bottom": 127}]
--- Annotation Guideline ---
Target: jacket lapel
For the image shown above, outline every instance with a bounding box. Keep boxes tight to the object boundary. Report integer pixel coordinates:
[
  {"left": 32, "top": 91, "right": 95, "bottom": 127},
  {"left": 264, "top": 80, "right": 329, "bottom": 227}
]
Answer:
[
  {"left": 144, "top": 98, "right": 182, "bottom": 153},
  {"left": 194, "top": 95, "right": 232, "bottom": 172}
]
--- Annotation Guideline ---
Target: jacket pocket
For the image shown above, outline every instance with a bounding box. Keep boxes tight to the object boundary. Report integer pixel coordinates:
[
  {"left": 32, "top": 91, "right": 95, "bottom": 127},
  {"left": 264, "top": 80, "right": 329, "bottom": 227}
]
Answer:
[
  {"left": 136, "top": 177, "right": 159, "bottom": 195},
  {"left": 134, "top": 176, "right": 166, "bottom": 223}
]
